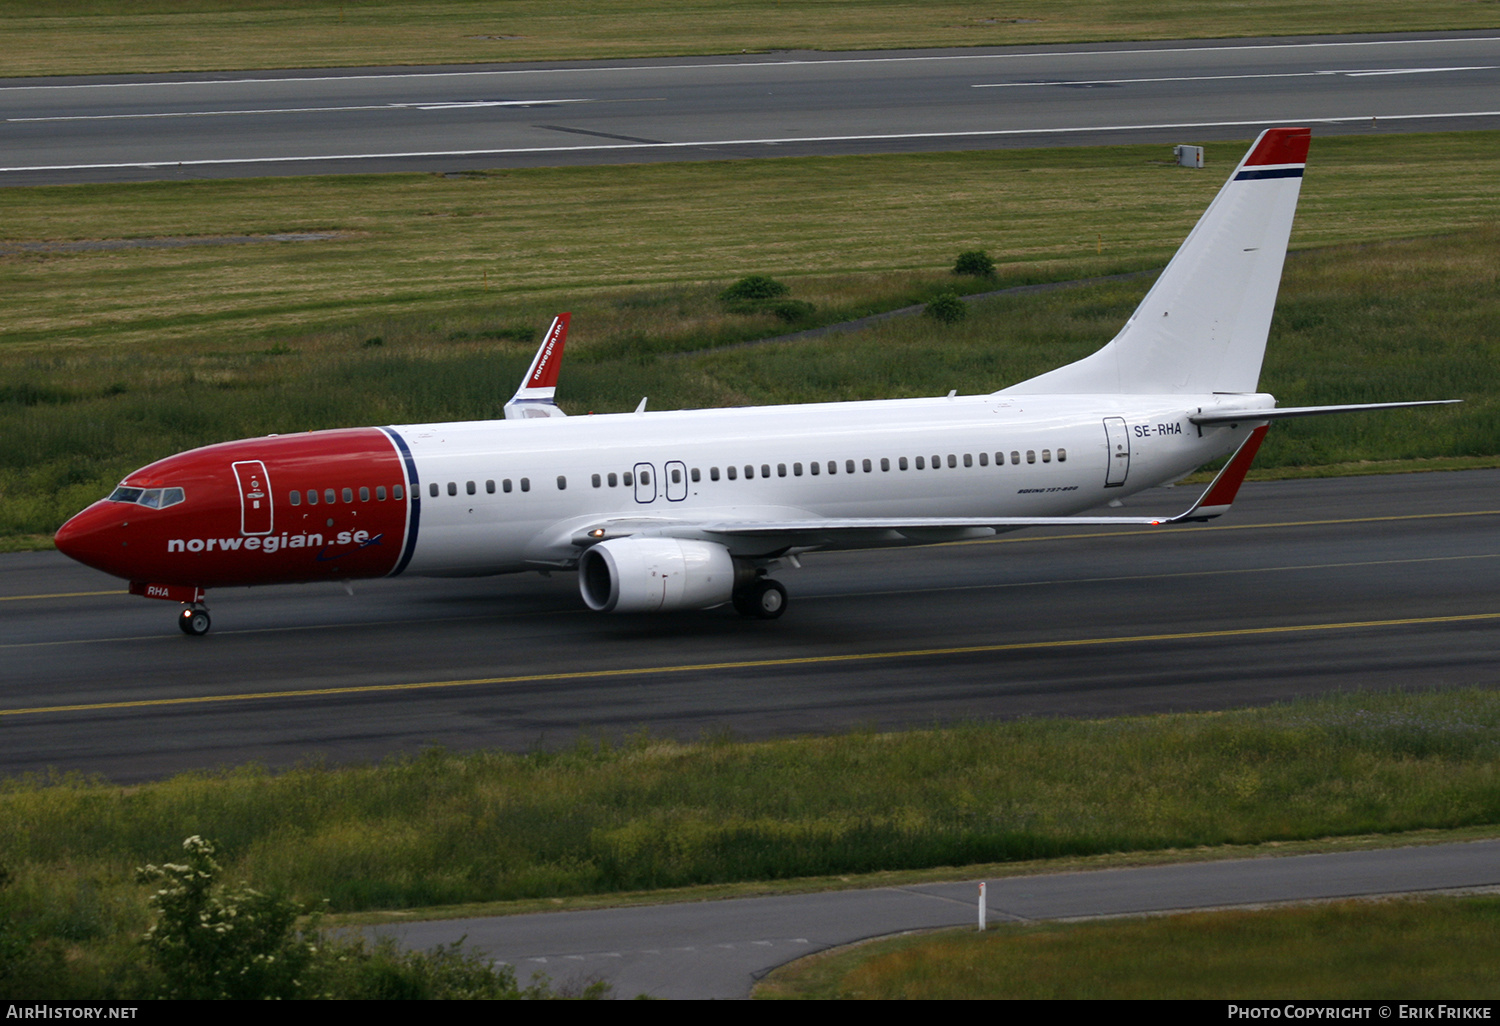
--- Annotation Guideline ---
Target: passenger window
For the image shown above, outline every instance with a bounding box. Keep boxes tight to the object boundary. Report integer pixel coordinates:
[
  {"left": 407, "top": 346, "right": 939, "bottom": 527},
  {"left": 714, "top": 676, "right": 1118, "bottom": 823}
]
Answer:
[
  {"left": 641, "top": 471, "right": 650, "bottom": 485},
  {"left": 503, "top": 479, "right": 513, "bottom": 493},
  {"left": 881, "top": 458, "right": 890, "bottom": 471},
  {"left": 727, "top": 466, "right": 737, "bottom": 480},
  {"left": 308, "top": 489, "right": 318, "bottom": 505},
  {"left": 325, "top": 489, "right": 336, "bottom": 505},
  {"left": 710, "top": 467, "right": 720, "bottom": 481},
  {"left": 808, "top": 462, "right": 818, "bottom": 476},
  {"left": 447, "top": 482, "right": 457, "bottom": 496},
  {"left": 557, "top": 476, "right": 566, "bottom": 490},
  {"left": 915, "top": 456, "right": 925, "bottom": 470},
  {"left": 948, "top": 454, "right": 958, "bottom": 468},
  {"left": 608, "top": 473, "right": 618, "bottom": 487},
  {"left": 360, "top": 486, "right": 370, "bottom": 501},
  {"left": 932, "top": 455, "right": 941, "bottom": 468},
  {"left": 963, "top": 454, "right": 973, "bottom": 467},
  {"left": 761, "top": 465, "right": 770, "bottom": 478},
  {"left": 521, "top": 478, "right": 531, "bottom": 492},
  {"left": 486, "top": 480, "right": 495, "bottom": 494},
  {"left": 779, "top": 464, "right": 789, "bottom": 478},
  {"left": 979, "top": 452, "right": 988, "bottom": 467},
  {"left": 1042, "top": 449, "right": 1051, "bottom": 463},
  {"left": 393, "top": 486, "right": 404, "bottom": 500},
  {"left": 1058, "top": 448, "right": 1068, "bottom": 462},
  {"left": 289, "top": 491, "right": 301, "bottom": 506},
  {"left": 377, "top": 486, "right": 387, "bottom": 501},
  {"left": 899, "top": 457, "right": 908, "bottom": 470},
  {"left": 341, "top": 487, "right": 352, "bottom": 503},
  {"left": 624, "top": 471, "right": 634, "bottom": 486},
  {"left": 671, "top": 468, "right": 681, "bottom": 484},
  {"left": 847, "top": 460, "right": 857, "bottom": 474},
  {"left": 591, "top": 474, "right": 601, "bottom": 488},
  {"left": 862, "top": 459, "right": 872, "bottom": 473},
  {"left": 1011, "top": 451, "right": 1021, "bottom": 465},
  {"left": 744, "top": 465, "right": 754, "bottom": 479},
  {"left": 466, "top": 481, "right": 476, "bottom": 495},
  {"left": 691, "top": 468, "right": 700, "bottom": 483},
  {"left": 1027, "top": 451, "right": 1036, "bottom": 464}
]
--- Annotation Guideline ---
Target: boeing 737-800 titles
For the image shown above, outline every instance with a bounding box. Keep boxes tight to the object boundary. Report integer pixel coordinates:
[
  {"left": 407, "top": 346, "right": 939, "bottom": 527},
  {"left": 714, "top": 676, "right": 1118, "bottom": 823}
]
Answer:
[{"left": 54, "top": 128, "right": 1455, "bottom": 634}]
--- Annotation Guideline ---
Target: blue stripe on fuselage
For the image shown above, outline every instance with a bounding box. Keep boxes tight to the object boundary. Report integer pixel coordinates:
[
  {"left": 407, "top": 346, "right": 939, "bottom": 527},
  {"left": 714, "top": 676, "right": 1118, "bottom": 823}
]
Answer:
[{"left": 380, "top": 427, "right": 421, "bottom": 576}]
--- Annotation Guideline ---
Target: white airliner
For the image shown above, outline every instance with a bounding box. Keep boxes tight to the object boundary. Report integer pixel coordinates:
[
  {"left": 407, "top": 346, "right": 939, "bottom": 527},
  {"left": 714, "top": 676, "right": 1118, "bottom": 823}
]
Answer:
[{"left": 54, "top": 127, "right": 1454, "bottom": 634}]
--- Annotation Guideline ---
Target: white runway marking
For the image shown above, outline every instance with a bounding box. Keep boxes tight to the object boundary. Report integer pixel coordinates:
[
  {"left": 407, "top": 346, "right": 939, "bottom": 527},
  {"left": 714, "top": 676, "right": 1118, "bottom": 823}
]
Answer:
[
  {"left": 2, "top": 36, "right": 1496, "bottom": 91},
  {"left": 7, "top": 99, "right": 591, "bottom": 122},
  {"left": 972, "top": 66, "right": 1496, "bottom": 88},
  {"left": 2, "top": 110, "right": 1496, "bottom": 174}
]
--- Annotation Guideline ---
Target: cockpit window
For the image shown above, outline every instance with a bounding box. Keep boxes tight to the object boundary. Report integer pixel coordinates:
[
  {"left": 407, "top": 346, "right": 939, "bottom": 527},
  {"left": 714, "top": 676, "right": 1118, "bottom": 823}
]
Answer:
[{"left": 108, "top": 486, "right": 184, "bottom": 509}]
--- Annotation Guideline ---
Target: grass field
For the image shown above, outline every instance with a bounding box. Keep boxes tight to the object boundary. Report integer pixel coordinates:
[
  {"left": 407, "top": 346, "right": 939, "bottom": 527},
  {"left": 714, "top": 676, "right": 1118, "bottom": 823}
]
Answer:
[
  {"left": 2, "top": 2, "right": 1496, "bottom": 78},
  {"left": 7, "top": 687, "right": 1500, "bottom": 996},
  {"left": 756, "top": 895, "right": 1500, "bottom": 999},
  {"left": 2, "top": 132, "right": 1497, "bottom": 543}
]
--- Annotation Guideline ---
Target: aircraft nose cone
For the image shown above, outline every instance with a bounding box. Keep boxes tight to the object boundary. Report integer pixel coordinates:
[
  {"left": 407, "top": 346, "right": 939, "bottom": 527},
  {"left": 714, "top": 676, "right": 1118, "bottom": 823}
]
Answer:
[{"left": 54, "top": 502, "right": 132, "bottom": 578}]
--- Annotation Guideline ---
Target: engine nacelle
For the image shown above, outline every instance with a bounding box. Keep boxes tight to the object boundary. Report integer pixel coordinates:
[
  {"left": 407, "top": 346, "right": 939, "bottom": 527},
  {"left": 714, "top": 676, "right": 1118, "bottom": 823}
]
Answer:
[{"left": 578, "top": 537, "right": 737, "bottom": 613}]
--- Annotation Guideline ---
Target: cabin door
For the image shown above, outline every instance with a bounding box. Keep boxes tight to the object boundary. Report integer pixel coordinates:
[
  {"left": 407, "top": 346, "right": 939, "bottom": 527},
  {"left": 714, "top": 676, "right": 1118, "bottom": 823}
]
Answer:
[
  {"left": 232, "top": 460, "right": 274, "bottom": 535},
  {"left": 1103, "top": 418, "right": 1130, "bottom": 487}
]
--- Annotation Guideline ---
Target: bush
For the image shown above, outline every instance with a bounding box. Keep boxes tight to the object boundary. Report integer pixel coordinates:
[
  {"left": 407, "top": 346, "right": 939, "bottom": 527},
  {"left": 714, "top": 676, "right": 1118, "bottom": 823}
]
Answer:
[
  {"left": 953, "top": 250, "right": 996, "bottom": 278},
  {"left": 133, "top": 836, "right": 599, "bottom": 1000},
  {"left": 924, "top": 292, "right": 968, "bottom": 324},
  {"left": 136, "top": 836, "right": 318, "bottom": 1000},
  {"left": 719, "top": 275, "right": 789, "bottom": 302},
  {"left": 769, "top": 299, "right": 816, "bottom": 324}
]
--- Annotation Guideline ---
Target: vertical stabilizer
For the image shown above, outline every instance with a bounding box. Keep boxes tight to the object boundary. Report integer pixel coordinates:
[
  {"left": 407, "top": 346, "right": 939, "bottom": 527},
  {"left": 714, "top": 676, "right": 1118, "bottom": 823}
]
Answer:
[{"left": 1001, "top": 128, "right": 1309, "bottom": 396}]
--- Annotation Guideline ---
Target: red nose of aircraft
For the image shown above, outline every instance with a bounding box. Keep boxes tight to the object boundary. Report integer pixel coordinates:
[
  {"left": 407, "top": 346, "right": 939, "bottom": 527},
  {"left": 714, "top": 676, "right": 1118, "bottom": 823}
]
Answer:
[{"left": 54, "top": 501, "right": 137, "bottom": 580}]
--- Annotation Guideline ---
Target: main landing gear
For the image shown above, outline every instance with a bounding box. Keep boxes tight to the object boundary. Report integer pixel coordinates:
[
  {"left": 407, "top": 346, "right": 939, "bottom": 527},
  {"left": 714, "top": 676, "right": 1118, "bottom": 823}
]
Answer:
[
  {"left": 733, "top": 576, "right": 787, "bottom": 620},
  {"left": 177, "top": 605, "right": 211, "bottom": 636}
]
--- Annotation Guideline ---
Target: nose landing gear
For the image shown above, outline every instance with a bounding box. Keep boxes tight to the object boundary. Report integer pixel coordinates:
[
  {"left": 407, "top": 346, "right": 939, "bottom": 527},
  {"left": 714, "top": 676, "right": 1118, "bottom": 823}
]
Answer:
[{"left": 178, "top": 605, "right": 211, "bottom": 636}]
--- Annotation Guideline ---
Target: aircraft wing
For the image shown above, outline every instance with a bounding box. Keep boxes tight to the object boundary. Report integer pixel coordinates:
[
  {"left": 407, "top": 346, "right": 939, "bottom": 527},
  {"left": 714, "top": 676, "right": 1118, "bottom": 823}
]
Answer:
[
  {"left": 504, "top": 313, "right": 570, "bottom": 420},
  {"left": 573, "top": 426, "right": 1269, "bottom": 552}
]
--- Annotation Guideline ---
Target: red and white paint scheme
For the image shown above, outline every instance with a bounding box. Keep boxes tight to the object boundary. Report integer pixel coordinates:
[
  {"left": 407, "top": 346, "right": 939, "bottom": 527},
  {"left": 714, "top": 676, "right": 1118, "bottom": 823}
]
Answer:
[{"left": 54, "top": 129, "right": 1454, "bottom": 634}]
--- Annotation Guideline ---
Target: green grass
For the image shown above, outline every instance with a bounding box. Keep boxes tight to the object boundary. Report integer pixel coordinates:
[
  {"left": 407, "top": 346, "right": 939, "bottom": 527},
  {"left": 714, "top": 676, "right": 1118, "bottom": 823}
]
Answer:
[
  {"left": 756, "top": 895, "right": 1500, "bottom": 999},
  {"left": 3, "top": 133, "right": 1498, "bottom": 539},
  {"left": 8, "top": 687, "right": 1500, "bottom": 996},
  {"left": 2, "top": 2, "right": 1495, "bottom": 78}
]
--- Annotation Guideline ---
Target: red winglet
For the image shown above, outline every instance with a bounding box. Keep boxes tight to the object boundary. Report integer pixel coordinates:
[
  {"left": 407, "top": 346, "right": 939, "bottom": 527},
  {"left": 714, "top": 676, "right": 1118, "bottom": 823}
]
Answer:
[
  {"left": 1167, "top": 424, "right": 1268, "bottom": 522},
  {"left": 1245, "top": 127, "right": 1310, "bottom": 167},
  {"left": 526, "top": 312, "right": 570, "bottom": 389}
]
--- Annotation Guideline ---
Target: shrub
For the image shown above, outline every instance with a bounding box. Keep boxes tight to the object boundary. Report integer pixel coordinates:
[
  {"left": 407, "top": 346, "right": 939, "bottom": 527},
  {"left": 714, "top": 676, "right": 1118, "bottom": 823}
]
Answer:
[
  {"left": 136, "top": 836, "right": 317, "bottom": 1000},
  {"left": 953, "top": 249, "right": 996, "bottom": 278},
  {"left": 924, "top": 292, "right": 968, "bottom": 324},
  {"left": 719, "top": 275, "right": 789, "bottom": 302},
  {"left": 769, "top": 299, "right": 816, "bottom": 324}
]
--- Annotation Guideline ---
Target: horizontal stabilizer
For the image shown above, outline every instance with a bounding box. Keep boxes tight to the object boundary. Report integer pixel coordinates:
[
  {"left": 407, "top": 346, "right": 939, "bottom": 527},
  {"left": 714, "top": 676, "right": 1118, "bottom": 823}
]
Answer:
[
  {"left": 1191, "top": 399, "right": 1460, "bottom": 425},
  {"left": 504, "top": 313, "right": 570, "bottom": 420}
]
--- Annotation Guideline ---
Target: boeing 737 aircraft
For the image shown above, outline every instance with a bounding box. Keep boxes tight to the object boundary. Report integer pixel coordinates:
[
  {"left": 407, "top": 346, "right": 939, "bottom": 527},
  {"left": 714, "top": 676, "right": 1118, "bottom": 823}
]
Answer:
[{"left": 54, "top": 128, "right": 1454, "bottom": 635}]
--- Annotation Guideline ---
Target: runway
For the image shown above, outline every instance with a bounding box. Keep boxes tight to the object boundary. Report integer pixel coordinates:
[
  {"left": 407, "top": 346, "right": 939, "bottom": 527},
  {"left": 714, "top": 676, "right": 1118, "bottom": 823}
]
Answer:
[
  {"left": 2, "top": 31, "right": 1498, "bottom": 184},
  {"left": 4, "top": 469, "right": 1498, "bottom": 784}
]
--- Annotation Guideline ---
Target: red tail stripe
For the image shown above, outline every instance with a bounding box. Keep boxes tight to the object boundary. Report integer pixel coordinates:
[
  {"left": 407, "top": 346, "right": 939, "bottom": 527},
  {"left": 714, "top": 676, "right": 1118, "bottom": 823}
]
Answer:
[{"left": 1244, "top": 127, "right": 1310, "bottom": 168}]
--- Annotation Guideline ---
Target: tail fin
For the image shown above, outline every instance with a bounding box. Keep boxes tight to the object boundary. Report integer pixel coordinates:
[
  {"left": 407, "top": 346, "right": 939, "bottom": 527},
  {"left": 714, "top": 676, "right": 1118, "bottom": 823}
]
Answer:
[
  {"left": 504, "top": 313, "right": 570, "bottom": 420},
  {"left": 1002, "top": 127, "right": 1310, "bottom": 396}
]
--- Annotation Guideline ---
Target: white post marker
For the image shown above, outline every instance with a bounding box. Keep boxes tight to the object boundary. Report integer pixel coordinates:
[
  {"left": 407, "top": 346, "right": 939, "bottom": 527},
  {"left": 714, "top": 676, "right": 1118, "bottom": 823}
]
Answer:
[{"left": 978, "top": 881, "right": 987, "bottom": 931}]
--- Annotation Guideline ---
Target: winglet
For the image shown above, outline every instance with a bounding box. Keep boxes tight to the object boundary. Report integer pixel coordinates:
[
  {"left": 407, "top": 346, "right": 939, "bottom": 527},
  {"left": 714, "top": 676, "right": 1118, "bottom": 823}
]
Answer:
[
  {"left": 1163, "top": 425, "right": 1268, "bottom": 523},
  {"left": 504, "top": 313, "right": 570, "bottom": 420}
]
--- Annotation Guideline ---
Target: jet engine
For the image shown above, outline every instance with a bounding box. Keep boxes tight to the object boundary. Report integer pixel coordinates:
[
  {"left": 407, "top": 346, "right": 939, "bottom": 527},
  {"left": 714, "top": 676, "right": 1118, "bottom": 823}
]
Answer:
[{"left": 578, "top": 537, "right": 738, "bottom": 613}]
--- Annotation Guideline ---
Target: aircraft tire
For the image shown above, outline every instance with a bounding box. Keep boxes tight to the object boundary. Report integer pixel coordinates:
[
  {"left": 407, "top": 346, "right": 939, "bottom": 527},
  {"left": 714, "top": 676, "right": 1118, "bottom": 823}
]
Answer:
[
  {"left": 742, "top": 579, "right": 787, "bottom": 620},
  {"left": 179, "top": 609, "right": 211, "bottom": 636}
]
